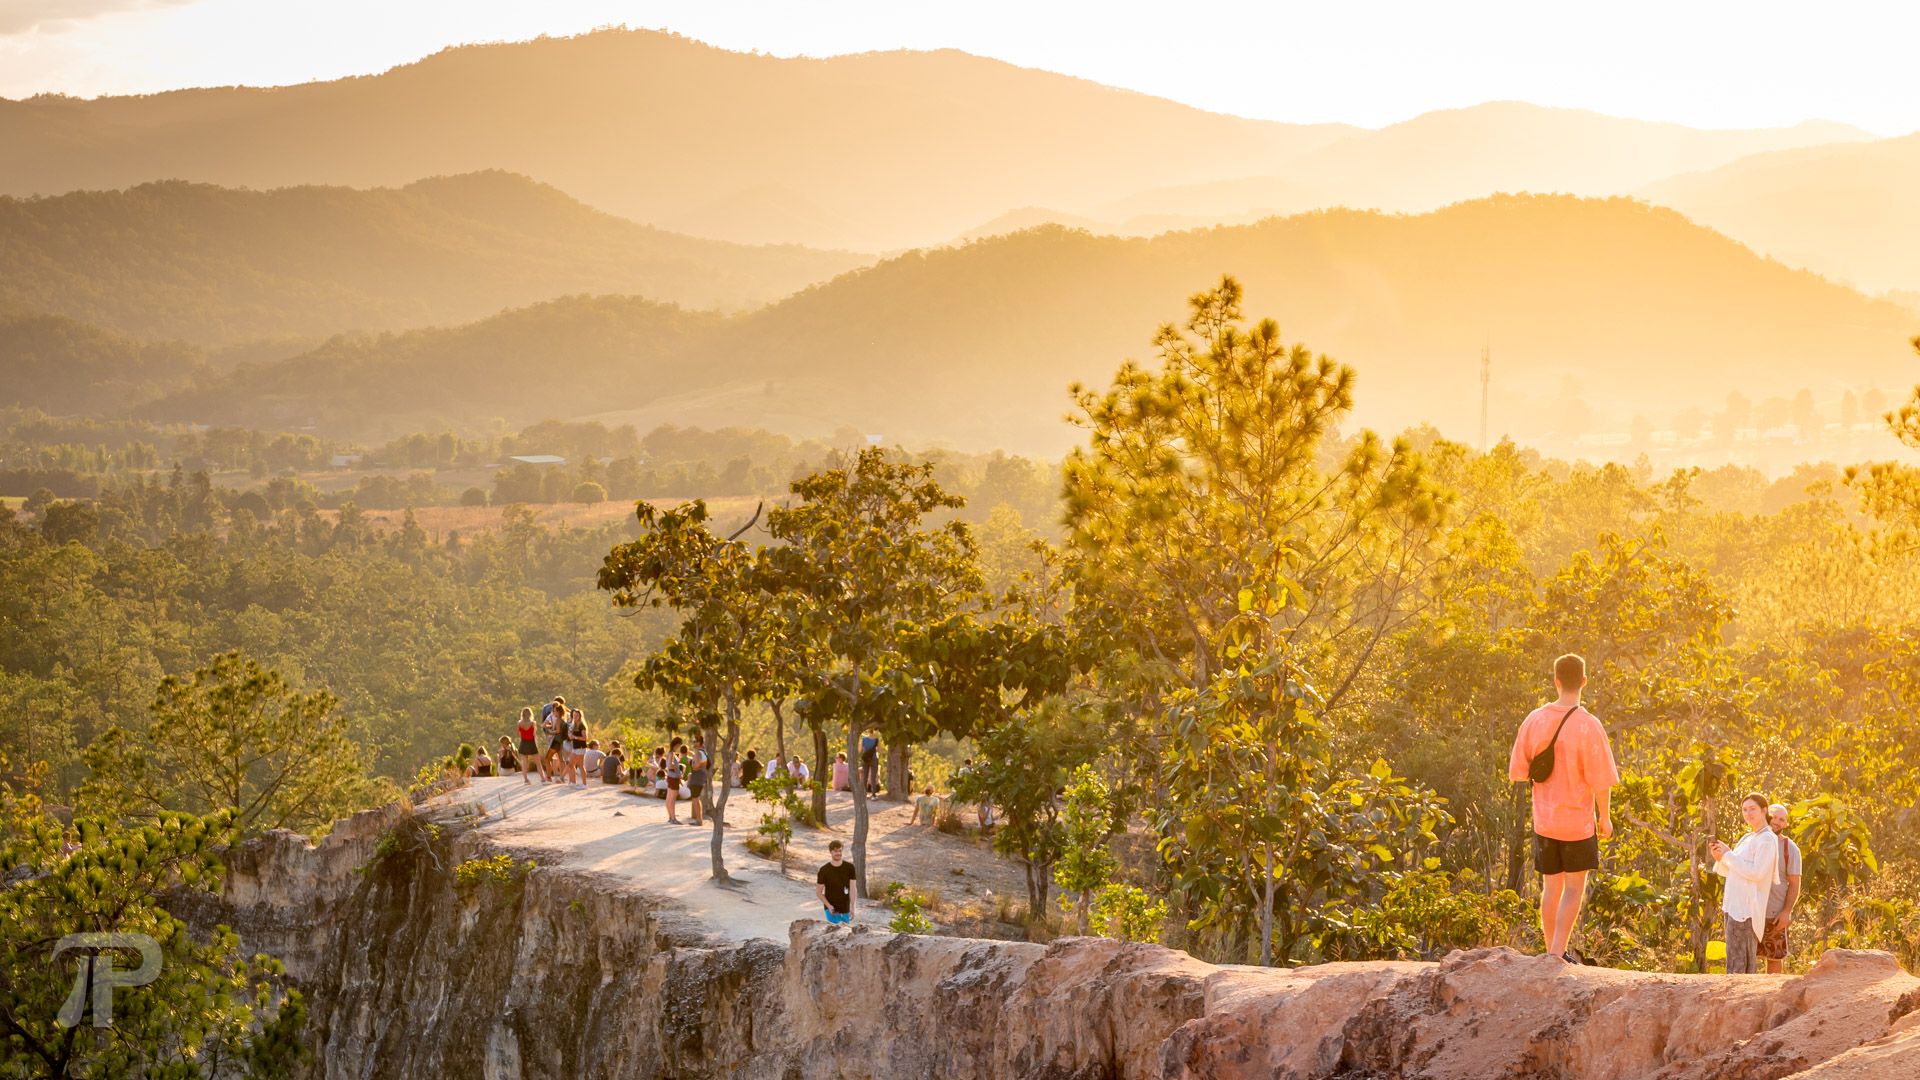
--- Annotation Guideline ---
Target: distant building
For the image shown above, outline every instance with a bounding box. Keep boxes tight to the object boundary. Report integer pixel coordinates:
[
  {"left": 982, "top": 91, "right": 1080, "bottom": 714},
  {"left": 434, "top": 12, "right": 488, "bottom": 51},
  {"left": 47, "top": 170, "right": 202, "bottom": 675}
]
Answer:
[
  {"left": 330, "top": 453, "right": 362, "bottom": 468},
  {"left": 508, "top": 454, "right": 567, "bottom": 466}
]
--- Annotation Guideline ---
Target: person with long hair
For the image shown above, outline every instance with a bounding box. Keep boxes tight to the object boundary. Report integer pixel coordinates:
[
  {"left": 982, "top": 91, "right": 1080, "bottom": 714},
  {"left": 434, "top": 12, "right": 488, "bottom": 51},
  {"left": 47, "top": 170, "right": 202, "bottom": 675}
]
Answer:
[
  {"left": 1711, "top": 793, "right": 1783, "bottom": 975},
  {"left": 540, "top": 695, "right": 568, "bottom": 780},
  {"left": 567, "top": 708, "right": 589, "bottom": 787},
  {"left": 515, "top": 707, "right": 543, "bottom": 785},
  {"left": 664, "top": 737, "right": 686, "bottom": 823}
]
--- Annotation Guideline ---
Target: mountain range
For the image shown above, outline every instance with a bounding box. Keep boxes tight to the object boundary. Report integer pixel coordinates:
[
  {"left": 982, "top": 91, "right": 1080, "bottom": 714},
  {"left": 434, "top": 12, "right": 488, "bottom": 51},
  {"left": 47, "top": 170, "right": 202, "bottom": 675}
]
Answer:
[
  {"left": 0, "top": 170, "right": 861, "bottom": 346},
  {"left": 3, "top": 28, "right": 1916, "bottom": 466},
  {"left": 133, "top": 195, "right": 1916, "bottom": 456},
  {"left": 1, "top": 27, "right": 1896, "bottom": 284}
]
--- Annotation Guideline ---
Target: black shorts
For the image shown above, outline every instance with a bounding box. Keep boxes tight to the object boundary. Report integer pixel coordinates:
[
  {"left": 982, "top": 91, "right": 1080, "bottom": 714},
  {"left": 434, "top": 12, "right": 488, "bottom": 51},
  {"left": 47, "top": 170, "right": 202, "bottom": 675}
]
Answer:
[
  {"left": 1533, "top": 833, "right": 1600, "bottom": 875},
  {"left": 548, "top": 735, "right": 566, "bottom": 751}
]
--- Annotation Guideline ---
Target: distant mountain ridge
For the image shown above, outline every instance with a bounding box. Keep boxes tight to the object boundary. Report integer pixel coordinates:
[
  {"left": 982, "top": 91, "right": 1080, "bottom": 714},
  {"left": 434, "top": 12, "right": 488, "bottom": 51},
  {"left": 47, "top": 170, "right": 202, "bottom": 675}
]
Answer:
[
  {"left": 1640, "top": 133, "right": 1920, "bottom": 294},
  {"left": 0, "top": 30, "right": 1352, "bottom": 252},
  {"left": 0, "top": 170, "right": 865, "bottom": 345},
  {"left": 0, "top": 29, "right": 1870, "bottom": 253},
  {"left": 142, "top": 195, "right": 1919, "bottom": 455}
]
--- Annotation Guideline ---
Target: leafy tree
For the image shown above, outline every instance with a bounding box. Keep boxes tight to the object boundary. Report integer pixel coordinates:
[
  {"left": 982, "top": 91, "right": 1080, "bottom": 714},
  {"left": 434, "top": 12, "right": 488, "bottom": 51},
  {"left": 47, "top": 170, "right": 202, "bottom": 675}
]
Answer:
[
  {"left": 1159, "top": 616, "right": 1448, "bottom": 966},
  {"left": 951, "top": 696, "right": 1105, "bottom": 915},
  {"left": 600, "top": 499, "right": 780, "bottom": 884},
  {"left": 1062, "top": 274, "right": 1448, "bottom": 711},
  {"left": 763, "top": 449, "right": 982, "bottom": 898},
  {"left": 1054, "top": 764, "right": 1118, "bottom": 935},
  {"left": 79, "top": 652, "right": 379, "bottom": 838},
  {"left": 0, "top": 758, "right": 308, "bottom": 1079}
]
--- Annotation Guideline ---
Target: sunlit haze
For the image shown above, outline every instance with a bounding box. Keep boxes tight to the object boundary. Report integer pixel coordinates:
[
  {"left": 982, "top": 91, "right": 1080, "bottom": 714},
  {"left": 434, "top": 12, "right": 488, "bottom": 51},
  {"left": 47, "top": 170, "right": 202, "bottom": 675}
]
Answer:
[{"left": 3, "top": 0, "right": 1918, "bottom": 134}]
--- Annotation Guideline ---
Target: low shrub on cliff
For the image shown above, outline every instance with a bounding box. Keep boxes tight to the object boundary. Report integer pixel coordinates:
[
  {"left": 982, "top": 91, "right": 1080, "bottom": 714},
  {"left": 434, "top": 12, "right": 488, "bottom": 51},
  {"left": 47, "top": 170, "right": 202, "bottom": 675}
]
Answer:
[
  {"left": 360, "top": 814, "right": 443, "bottom": 875},
  {"left": 1314, "top": 869, "right": 1527, "bottom": 962},
  {"left": 1090, "top": 882, "right": 1168, "bottom": 944},
  {"left": 882, "top": 882, "right": 936, "bottom": 935},
  {"left": 454, "top": 853, "right": 533, "bottom": 889}
]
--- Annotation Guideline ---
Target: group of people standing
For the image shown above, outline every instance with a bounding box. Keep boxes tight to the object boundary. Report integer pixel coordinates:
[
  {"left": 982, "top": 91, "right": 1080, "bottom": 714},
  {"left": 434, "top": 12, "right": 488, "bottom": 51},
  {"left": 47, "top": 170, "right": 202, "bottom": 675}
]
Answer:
[
  {"left": 469, "top": 695, "right": 623, "bottom": 787},
  {"left": 1509, "top": 653, "right": 1803, "bottom": 974}
]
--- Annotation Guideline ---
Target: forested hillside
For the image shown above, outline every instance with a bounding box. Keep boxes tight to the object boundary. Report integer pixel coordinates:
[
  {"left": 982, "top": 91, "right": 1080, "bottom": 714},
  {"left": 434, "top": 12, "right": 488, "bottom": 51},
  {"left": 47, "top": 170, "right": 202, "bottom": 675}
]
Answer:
[
  {"left": 141, "top": 295, "right": 725, "bottom": 434},
  {"left": 0, "top": 171, "right": 863, "bottom": 345},
  {"left": 147, "top": 195, "right": 1909, "bottom": 454},
  {"left": 0, "top": 307, "right": 204, "bottom": 414},
  {"left": 8, "top": 291, "right": 1917, "bottom": 979}
]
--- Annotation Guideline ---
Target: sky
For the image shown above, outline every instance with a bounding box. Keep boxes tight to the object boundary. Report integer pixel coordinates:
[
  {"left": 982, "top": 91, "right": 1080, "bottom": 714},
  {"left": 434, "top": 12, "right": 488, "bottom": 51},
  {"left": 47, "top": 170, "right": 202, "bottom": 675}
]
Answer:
[{"left": 2, "top": 0, "right": 1918, "bottom": 135}]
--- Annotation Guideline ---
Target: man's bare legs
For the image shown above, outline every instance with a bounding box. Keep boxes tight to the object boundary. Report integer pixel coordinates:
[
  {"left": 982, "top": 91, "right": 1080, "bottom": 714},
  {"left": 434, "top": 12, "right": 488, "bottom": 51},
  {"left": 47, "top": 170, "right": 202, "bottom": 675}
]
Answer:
[{"left": 1540, "top": 870, "right": 1589, "bottom": 957}]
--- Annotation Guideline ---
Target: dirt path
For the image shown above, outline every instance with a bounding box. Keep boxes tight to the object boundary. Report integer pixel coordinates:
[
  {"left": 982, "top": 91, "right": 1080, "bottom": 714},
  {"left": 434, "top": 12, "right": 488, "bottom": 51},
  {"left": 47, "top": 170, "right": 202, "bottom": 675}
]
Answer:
[{"left": 453, "top": 777, "right": 1028, "bottom": 942}]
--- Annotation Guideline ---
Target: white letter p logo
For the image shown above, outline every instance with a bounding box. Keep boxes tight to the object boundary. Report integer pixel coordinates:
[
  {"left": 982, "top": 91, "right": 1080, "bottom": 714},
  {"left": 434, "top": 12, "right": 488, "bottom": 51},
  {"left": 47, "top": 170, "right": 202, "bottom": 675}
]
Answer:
[{"left": 54, "top": 933, "right": 161, "bottom": 1028}]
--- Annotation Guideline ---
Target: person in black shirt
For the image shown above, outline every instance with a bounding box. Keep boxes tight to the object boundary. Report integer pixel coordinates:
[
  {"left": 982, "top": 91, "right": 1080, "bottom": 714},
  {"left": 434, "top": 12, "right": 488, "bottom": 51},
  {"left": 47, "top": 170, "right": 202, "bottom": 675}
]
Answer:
[
  {"left": 741, "top": 749, "right": 764, "bottom": 786},
  {"left": 815, "top": 840, "right": 857, "bottom": 924}
]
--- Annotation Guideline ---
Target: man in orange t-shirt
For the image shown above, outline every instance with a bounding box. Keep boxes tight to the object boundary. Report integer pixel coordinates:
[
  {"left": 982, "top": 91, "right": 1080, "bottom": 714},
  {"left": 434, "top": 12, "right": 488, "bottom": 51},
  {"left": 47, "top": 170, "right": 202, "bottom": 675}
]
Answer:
[{"left": 1507, "top": 653, "right": 1620, "bottom": 962}]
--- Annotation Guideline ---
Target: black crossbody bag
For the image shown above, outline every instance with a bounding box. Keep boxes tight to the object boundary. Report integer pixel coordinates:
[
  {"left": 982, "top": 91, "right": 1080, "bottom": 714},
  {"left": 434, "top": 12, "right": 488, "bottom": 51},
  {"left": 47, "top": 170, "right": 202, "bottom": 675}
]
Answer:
[{"left": 1527, "top": 704, "right": 1581, "bottom": 783}]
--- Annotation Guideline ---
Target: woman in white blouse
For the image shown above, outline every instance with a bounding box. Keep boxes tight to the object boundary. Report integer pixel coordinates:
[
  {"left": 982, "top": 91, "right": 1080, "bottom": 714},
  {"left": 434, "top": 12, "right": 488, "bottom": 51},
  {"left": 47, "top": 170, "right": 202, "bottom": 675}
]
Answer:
[{"left": 1710, "top": 793, "right": 1782, "bottom": 975}]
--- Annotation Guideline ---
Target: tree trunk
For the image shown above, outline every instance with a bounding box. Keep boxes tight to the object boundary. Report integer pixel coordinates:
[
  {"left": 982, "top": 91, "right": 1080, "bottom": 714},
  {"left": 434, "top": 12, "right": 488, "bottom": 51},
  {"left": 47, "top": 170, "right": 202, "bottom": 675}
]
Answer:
[
  {"left": 1506, "top": 783, "right": 1529, "bottom": 893},
  {"left": 1258, "top": 844, "right": 1276, "bottom": 967},
  {"left": 811, "top": 725, "right": 829, "bottom": 825},
  {"left": 771, "top": 698, "right": 788, "bottom": 770},
  {"left": 705, "top": 705, "right": 736, "bottom": 884},
  {"left": 885, "top": 741, "right": 909, "bottom": 801},
  {"left": 1691, "top": 797, "right": 1719, "bottom": 972},
  {"left": 845, "top": 689, "right": 870, "bottom": 900}
]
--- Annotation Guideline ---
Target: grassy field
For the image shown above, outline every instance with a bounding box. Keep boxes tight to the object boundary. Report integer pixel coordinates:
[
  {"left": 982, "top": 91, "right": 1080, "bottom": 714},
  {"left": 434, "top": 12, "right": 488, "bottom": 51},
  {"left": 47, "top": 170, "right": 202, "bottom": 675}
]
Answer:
[{"left": 321, "top": 495, "right": 771, "bottom": 537}]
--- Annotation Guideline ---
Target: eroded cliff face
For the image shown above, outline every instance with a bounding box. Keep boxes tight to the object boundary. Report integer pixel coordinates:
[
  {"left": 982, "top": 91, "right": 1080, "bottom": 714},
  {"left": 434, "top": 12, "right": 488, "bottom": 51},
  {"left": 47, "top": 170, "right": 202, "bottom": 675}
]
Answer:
[{"left": 186, "top": 808, "right": 1920, "bottom": 1080}]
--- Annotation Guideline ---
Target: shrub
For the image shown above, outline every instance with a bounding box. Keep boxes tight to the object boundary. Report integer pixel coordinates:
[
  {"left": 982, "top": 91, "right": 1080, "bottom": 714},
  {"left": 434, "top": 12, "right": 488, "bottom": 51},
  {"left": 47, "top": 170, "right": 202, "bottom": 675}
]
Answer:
[
  {"left": 1091, "top": 882, "right": 1167, "bottom": 944},
  {"left": 1315, "top": 869, "right": 1527, "bottom": 961},
  {"left": 885, "top": 882, "right": 936, "bottom": 934},
  {"left": 571, "top": 481, "right": 607, "bottom": 504},
  {"left": 747, "top": 773, "right": 809, "bottom": 866},
  {"left": 459, "top": 487, "right": 489, "bottom": 506},
  {"left": 454, "top": 853, "right": 524, "bottom": 888}
]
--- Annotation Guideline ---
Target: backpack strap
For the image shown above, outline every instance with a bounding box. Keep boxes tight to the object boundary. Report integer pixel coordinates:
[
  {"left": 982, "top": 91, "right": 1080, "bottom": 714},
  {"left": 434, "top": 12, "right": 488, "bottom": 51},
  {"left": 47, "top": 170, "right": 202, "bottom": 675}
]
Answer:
[{"left": 1542, "top": 704, "right": 1579, "bottom": 754}]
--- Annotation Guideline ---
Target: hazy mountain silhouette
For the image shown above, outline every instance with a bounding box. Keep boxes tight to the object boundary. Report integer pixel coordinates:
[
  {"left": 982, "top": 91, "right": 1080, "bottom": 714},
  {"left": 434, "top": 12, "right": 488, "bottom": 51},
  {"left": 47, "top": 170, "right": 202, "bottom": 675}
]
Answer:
[
  {"left": 142, "top": 295, "right": 722, "bottom": 433},
  {"left": 0, "top": 29, "right": 1353, "bottom": 252},
  {"left": 1640, "top": 133, "right": 1920, "bottom": 294},
  {"left": 151, "top": 196, "right": 1916, "bottom": 454},
  {"left": 1077, "top": 104, "right": 1872, "bottom": 226},
  {"left": 0, "top": 171, "right": 863, "bottom": 345},
  {"left": 6, "top": 30, "right": 1872, "bottom": 256},
  {"left": 0, "top": 305, "right": 204, "bottom": 414}
]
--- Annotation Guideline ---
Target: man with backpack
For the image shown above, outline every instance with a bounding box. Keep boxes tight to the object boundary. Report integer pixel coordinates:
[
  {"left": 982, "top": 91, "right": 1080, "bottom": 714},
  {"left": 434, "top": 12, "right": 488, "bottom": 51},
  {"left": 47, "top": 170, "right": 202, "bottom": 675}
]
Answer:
[{"left": 1507, "top": 654, "right": 1620, "bottom": 963}]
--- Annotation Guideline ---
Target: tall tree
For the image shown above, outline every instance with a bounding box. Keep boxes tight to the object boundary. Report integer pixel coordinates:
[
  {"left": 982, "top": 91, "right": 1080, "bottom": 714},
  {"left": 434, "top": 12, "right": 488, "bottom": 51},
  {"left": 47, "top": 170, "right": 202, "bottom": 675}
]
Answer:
[
  {"left": 1062, "top": 274, "right": 1449, "bottom": 716},
  {"left": 600, "top": 500, "right": 778, "bottom": 884},
  {"left": 78, "top": 652, "right": 377, "bottom": 837},
  {"left": 764, "top": 450, "right": 983, "bottom": 898}
]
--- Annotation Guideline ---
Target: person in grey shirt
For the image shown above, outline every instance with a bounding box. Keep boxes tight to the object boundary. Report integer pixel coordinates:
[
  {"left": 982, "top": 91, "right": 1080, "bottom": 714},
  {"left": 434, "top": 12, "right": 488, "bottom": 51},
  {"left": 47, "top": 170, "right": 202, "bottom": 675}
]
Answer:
[{"left": 1761, "top": 802, "right": 1803, "bottom": 974}]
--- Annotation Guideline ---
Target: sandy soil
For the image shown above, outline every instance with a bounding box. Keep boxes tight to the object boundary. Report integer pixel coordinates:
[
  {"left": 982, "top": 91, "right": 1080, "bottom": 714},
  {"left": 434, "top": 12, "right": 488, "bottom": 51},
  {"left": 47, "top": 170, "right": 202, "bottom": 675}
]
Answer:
[{"left": 453, "top": 776, "right": 1026, "bottom": 942}]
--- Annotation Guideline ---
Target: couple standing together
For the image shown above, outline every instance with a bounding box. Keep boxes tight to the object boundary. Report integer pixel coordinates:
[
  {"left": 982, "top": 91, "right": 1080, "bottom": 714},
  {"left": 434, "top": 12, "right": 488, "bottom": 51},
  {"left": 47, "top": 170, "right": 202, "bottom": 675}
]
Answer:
[{"left": 1508, "top": 654, "right": 1801, "bottom": 973}]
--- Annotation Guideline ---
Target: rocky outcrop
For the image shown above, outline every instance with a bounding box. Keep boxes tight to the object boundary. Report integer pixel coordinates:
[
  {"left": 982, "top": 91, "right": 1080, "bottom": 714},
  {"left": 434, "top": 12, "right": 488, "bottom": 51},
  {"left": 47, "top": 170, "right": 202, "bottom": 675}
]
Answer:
[{"left": 188, "top": 808, "right": 1920, "bottom": 1079}]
